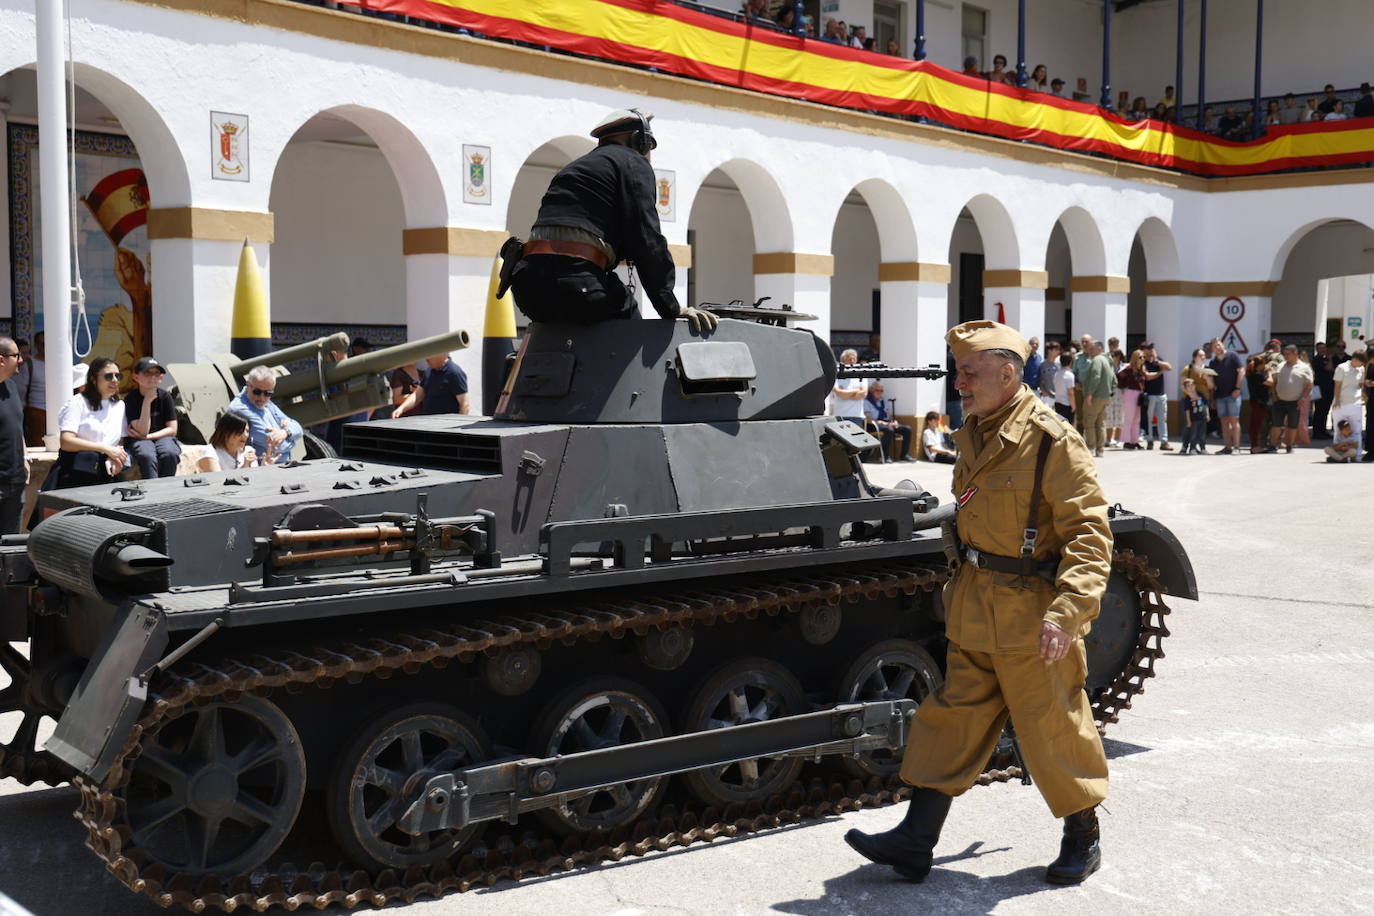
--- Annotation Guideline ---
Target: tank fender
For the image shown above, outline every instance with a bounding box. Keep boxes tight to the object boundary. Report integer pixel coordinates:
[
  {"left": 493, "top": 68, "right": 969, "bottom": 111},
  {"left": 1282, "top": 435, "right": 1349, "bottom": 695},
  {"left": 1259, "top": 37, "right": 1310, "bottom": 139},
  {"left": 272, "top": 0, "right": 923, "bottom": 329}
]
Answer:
[
  {"left": 1108, "top": 513, "right": 1198, "bottom": 601},
  {"left": 46, "top": 603, "right": 168, "bottom": 783}
]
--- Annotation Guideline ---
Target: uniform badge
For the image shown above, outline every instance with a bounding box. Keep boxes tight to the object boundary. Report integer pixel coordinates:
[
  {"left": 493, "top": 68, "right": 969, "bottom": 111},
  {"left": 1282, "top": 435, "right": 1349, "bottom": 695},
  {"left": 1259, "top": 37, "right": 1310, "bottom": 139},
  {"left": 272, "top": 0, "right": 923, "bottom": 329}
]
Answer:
[{"left": 956, "top": 485, "right": 978, "bottom": 508}]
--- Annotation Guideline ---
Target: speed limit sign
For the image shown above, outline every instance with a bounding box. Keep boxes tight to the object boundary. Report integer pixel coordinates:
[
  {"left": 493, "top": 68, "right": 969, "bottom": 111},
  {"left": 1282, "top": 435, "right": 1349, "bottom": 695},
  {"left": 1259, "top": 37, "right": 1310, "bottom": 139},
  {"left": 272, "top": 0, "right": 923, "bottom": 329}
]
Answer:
[{"left": 1219, "top": 298, "right": 1245, "bottom": 323}]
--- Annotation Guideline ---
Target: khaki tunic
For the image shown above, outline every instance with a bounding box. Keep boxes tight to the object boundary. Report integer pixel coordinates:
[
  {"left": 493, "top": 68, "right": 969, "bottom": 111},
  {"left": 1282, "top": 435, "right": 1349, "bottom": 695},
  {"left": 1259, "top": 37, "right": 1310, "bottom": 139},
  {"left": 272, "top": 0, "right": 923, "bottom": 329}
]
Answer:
[{"left": 900, "top": 384, "right": 1114, "bottom": 817}]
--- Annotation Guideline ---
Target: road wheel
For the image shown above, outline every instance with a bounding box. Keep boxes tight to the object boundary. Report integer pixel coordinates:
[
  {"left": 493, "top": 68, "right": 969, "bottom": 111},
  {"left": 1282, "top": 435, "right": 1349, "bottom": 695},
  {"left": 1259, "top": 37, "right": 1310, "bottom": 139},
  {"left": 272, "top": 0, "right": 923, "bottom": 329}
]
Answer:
[
  {"left": 680, "top": 658, "right": 806, "bottom": 808},
  {"left": 836, "top": 639, "right": 942, "bottom": 778},
  {"left": 327, "top": 703, "right": 490, "bottom": 871},
  {"left": 528, "top": 678, "right": 668, "bottom": 834}
]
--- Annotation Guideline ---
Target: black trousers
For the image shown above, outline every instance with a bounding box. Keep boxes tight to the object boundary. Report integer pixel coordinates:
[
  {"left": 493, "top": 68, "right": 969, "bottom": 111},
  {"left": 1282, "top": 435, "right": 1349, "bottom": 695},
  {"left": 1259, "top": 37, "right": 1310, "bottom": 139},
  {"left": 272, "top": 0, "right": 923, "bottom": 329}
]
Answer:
[
  {"left": 878, "top": 423, "right": 913, "bottom": 460},
  {"left": 509, "top": 255, "right": 639, "bottom": 324},
  {"left": 0, "top": 480, "right": 24, "bottom": 535},
  {"left": 1311, "top": 394, "right": 1333, "bottom": 438}
]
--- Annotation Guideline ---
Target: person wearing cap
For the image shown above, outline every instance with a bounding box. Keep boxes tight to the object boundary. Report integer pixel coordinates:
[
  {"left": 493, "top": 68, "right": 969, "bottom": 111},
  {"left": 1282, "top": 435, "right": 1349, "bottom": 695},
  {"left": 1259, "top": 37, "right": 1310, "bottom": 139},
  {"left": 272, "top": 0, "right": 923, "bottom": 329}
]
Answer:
[
  {"left": 845, "top": 320, "right": 1113, "bottom": 887},
  {"left": 1049, "top": 77, "right": 1066, "bottom": 97},
  {"left": 122, "top": 357, "right": 182, "bottom": 478},
  {"left": 505, "top": 108, "right": 715, "bottom": 333}
]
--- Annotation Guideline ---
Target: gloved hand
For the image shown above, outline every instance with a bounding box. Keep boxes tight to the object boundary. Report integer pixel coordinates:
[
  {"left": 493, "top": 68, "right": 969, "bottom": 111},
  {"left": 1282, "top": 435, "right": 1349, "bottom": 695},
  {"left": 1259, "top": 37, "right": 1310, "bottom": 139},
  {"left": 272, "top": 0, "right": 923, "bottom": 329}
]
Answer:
[{"left": 680, "top": 305, "right": 718, "bottom": 333}]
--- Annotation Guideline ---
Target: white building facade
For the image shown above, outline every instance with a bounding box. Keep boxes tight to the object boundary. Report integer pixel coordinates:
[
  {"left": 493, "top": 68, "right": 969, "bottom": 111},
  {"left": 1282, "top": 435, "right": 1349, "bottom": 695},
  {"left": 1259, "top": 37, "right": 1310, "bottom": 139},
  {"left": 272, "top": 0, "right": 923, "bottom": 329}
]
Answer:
[{"left": 2, "top": 0, "right": 1372, "bottom": 416}]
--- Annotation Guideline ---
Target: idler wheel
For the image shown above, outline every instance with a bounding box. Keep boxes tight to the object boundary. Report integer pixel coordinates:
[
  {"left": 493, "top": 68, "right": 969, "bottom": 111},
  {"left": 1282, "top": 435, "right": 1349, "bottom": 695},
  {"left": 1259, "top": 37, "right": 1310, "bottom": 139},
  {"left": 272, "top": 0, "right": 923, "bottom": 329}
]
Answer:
[
  {"left": 119, "top": 695, "right": 306, "bottom": 876},
  {"left": 327, "top": 703, "right": 490, "bottom": 871},
  {"left": 528, "top": 678, "right": 667, "bottom": 834},
  {"left": 680, "top": 658, "right": 806, "bottom": 808},
  {"left": 836, "top": 639, "right": 942, "bottom": 778}
]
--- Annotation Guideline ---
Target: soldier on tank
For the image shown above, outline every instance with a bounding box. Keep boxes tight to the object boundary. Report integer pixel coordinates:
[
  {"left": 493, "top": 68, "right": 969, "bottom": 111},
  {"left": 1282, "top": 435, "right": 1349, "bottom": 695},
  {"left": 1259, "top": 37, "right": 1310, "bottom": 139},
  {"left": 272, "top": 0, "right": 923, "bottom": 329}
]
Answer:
[
  {"left": 502, "top": 108, "right": 716, "bottom": 332},
  {"left": 845, "top": 320, "right": 1114, "bottom": 886}
]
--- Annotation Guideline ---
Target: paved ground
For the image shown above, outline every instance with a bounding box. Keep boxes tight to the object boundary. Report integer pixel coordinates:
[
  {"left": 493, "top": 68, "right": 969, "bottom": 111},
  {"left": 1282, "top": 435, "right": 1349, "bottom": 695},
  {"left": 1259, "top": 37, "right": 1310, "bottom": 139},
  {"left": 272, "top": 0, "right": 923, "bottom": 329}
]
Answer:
[{"left": 3, "top": 441, "right": 1373, "bottom": 915}]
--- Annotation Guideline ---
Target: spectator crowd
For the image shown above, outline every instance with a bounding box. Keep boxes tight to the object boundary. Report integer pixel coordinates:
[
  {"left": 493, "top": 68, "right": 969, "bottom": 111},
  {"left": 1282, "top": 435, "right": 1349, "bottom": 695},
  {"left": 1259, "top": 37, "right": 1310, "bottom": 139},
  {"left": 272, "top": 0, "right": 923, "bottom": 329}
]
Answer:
[{"left": 837, "top": 328, "right": 1374, "bottom": 467}]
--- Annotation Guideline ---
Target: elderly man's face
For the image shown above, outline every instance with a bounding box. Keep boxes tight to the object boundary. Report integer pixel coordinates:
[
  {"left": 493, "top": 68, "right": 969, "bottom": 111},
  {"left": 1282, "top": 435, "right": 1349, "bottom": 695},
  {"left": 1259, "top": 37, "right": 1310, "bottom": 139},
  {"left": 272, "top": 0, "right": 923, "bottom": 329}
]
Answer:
[
  {"left": 954, "top": 351, "right": 1017, "bottom": 417},
  {"left": 247, "top": 377, "right": 275, "bottom": 408},
  {"left": 870, "top": 385, "right": 885, "bottom": 398},
  {"left": 841, "top": 351, "right": 857, "bottom": 366}
]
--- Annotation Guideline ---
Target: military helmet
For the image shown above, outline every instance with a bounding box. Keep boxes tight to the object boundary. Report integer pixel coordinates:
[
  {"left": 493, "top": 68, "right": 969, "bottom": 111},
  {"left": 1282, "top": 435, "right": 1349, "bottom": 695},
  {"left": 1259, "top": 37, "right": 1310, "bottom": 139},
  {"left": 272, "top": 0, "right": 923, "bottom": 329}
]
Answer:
[{"left": 590, "top": 107, "right": 657, "bottom": 153}]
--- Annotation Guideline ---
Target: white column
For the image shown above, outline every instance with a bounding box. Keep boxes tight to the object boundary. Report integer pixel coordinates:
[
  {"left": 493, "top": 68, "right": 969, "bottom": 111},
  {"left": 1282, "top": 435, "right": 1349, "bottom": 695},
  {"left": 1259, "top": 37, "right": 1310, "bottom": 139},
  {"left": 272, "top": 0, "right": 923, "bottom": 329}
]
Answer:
[
  {"left": 881, "top": 278, "right": 949, "bottom": 419},
  {"left": 152, "top": 237, "right": 269, "bottom": 362},
  {"left": 1145, "top": 293, "right": 1184, "bottom": 393},
  {"left": 755, "top": 272, "right": 832, "bottom": 343},
  {"left": 1071, "top": 291, "right": 1129, "bottom": 346},
  {"left": 406, "top": 252, "right": 488, "bottom": 413},
  {"left": 37, "top": 0, "right": 72, "bottom": 441},
  {"left": 984, "top": 287, "right": 1046, "bottom": 344},
  {"left": 0, "top": 101, "right": 10, "bottom": 324}
]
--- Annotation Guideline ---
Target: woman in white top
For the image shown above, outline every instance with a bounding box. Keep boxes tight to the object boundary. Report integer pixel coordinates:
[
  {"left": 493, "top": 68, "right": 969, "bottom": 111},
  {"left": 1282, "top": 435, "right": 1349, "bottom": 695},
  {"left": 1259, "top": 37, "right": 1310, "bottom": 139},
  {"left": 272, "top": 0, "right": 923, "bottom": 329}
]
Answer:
[
  {"left": 57, "top": 357, "right": 127, "bottom": 488},
  {"left": 197, "top": 412, "right": 258, "bottom": 473}
]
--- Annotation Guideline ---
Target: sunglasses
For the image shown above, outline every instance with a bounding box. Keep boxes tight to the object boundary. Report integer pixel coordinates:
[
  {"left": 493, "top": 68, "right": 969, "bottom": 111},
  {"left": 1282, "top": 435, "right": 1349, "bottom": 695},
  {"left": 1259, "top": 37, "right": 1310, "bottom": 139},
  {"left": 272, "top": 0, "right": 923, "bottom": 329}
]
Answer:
[
  {"left": 251, "top": 387, "right": 274, "bottom": 397},
  {"left": 101, "top": 372, "right": 121, "bottom": 381}
]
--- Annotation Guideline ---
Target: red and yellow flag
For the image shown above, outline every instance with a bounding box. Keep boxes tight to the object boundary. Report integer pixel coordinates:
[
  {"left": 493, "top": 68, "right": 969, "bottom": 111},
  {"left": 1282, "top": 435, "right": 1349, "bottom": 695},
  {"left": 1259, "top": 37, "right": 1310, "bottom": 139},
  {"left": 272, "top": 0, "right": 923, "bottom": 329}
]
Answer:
[
  {"left": 364, "top": 0, "right": 1374, "bottom": 177},
  {"left": 82, "top": 168, "right": 150, "bottom": 247}
]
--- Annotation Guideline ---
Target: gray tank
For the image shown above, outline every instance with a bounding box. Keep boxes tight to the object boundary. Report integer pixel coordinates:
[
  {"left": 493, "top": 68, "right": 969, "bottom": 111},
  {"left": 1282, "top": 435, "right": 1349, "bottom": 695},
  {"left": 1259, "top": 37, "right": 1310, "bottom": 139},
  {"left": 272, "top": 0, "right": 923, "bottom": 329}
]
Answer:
[{"left": 0, "top": 308, "right": 1195, "bottom": 911}]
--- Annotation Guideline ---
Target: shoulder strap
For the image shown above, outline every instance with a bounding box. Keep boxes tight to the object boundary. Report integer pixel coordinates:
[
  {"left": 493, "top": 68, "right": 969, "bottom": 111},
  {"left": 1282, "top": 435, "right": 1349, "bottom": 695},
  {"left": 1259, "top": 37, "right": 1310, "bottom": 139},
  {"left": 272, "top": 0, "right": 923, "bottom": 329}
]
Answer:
[{"left": 1021, "top": 431, "right": 1054, "bottom": 559}]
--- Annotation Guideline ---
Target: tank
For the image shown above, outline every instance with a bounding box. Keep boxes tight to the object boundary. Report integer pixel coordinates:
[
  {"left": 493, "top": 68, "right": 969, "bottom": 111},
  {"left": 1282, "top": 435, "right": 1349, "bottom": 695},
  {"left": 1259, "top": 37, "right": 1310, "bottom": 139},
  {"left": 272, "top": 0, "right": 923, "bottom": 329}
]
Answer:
[
  {"left": 165, "top": 328, "right": 471, "bottom": 453},
  {"left": 0, "top": 307, "right": 1196, "bottom": 911}
]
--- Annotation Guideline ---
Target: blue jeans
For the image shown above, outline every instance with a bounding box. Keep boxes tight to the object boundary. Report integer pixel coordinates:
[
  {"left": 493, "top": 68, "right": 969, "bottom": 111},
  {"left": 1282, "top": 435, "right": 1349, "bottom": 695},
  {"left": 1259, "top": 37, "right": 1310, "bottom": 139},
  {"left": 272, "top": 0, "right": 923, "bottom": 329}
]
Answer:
[{"left": 1146, "top": 395, "right": 1169, "bottom": 442}]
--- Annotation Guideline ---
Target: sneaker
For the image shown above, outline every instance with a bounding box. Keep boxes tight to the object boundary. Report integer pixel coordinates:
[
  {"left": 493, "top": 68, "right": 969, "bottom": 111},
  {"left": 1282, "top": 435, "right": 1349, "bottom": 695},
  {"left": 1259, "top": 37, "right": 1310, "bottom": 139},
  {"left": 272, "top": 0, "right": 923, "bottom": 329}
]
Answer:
[
  {"left": 1327, "top": 457, "right": 1339, "bottom": 463},
  {"left": 1218, "top": 447, "right": 1233, "bottom": 455},
  {"left": 1094, "top": 448, "right": 1104, "bottom": 457},
  {"left": 1160, "top": 442, "right": 1174, "bottom": 451},
  {"left": 1285, "top": 445, "right": 1293, "bottom": 454},
  {"left": 1262, "top": 446, "right": 1278, "bottom": 454},
  {"left": 1147, "top": 441, "right": 1155, "bottom": 451}
]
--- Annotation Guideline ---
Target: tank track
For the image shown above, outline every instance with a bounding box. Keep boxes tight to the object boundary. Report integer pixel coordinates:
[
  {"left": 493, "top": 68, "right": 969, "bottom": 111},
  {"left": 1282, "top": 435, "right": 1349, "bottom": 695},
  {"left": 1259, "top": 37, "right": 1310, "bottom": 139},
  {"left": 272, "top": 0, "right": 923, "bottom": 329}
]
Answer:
[{"left": 63, "top": 551, "right": 1167, "bottom": 912}]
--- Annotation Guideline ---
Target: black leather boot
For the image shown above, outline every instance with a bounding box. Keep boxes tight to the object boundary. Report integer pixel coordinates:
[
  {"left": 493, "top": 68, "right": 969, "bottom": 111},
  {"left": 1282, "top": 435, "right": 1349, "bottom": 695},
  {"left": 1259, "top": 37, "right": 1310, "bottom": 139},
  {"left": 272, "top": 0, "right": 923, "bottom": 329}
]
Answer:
[
  {"left": 1045, "top": 805, "right": 1101, "bottom": 885},
  {"left": 844, "top": 787, "right": 952, "bottom": 881}
]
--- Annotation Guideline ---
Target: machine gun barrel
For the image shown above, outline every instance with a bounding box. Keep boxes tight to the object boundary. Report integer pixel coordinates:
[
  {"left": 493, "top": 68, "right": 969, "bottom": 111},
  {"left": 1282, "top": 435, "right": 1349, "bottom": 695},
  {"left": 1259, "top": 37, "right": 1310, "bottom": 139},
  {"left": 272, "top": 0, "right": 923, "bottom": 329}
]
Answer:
[
  {"left": 271, "top": 329, "right": 471, "bottom": 401},
  {"left": 228, "top": 332, "right": 351, "bottom": 379},
  {"left": 835, "top": 364, "right": 947, "bottom": 380}
]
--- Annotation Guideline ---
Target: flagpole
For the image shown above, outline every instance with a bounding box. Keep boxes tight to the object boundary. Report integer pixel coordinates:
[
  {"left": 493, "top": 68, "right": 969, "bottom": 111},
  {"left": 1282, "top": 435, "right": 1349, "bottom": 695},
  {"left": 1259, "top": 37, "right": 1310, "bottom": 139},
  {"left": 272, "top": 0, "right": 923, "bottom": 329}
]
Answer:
[{"left": 36, "top": 0, "right": 73, "bottom": 446}]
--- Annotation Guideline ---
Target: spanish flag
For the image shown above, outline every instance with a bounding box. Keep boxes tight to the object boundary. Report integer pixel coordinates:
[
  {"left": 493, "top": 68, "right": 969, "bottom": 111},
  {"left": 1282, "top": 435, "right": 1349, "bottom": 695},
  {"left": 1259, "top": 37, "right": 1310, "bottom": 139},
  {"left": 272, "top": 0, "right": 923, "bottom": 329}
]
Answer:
[{"left": 82, "top": 168, "right": 150, "bottom": 247}]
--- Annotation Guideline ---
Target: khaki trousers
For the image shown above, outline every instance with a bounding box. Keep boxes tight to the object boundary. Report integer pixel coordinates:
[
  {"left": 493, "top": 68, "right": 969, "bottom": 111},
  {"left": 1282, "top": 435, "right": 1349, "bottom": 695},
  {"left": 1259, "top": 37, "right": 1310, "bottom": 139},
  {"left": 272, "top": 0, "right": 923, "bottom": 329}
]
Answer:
[
  {"left": 899, "top": 641, "right": 1108, "bottom": 818},
  {"left": 1081, "top": 395, "right": 1109, "bottom": 452}
]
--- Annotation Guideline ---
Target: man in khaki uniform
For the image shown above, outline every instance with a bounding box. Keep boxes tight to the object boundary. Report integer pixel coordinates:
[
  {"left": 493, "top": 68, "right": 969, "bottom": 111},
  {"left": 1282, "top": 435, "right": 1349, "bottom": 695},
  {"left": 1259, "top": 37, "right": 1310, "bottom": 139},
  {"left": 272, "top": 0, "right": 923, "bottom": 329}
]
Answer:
[{"left": 845, "top": 320, "right": 1114, "bottom": 885}]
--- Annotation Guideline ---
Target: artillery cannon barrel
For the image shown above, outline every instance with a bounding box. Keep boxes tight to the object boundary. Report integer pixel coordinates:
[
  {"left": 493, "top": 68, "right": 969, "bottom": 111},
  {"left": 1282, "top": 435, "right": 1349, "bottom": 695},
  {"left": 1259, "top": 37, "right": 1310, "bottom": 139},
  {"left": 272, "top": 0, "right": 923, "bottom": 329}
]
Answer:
[
  {"left": 228, "top": 332, "right": 351, "bottom": 379},
  {"left": 270, "top": 329, "right": 471, "bottom": 400},
  {"left": 836, "top": 364, "right": 947, "bottom": 380}
]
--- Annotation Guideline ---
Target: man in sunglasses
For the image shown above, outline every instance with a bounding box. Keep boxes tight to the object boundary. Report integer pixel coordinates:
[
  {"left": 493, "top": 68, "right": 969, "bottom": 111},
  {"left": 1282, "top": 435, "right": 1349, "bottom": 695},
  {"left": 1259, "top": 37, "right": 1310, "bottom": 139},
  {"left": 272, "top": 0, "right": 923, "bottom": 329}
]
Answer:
[
  {"left": 0, "top": 336, "right": 28, "bottom": 533},
  {"left": 227, "top": 365, "right": 302, "bottom": 465}
]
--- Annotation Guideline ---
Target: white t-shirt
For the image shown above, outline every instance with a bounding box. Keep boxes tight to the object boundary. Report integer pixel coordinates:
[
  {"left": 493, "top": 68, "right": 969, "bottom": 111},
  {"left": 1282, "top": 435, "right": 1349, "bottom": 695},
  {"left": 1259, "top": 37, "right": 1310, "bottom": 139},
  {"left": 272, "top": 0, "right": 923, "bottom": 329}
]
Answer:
[
  {"left": 1333, "top": 361, "right": 1365, "bottom": 407},
  {"left": 57, "top": 394, "right": 125, "bottom": 446},
  {"left": 1054, "top": 368, "right": 1077, "bottom": 406},
  {"left": 214, "top": 446, "right": 248, "bottom": 472},
  {"left": 832, "top": 377, "right": 867, "bottom": 418},
  {"left": 922, "top": 427, "right": 947, "bottom": 456}
]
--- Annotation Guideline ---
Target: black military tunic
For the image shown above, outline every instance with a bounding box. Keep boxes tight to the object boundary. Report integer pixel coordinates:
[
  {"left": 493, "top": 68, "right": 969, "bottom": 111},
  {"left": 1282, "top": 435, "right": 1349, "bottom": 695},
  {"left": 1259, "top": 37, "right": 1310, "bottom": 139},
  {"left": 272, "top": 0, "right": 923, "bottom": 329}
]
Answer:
[{"left": 511, "top": 143, "right": 680, "bottom": 323}]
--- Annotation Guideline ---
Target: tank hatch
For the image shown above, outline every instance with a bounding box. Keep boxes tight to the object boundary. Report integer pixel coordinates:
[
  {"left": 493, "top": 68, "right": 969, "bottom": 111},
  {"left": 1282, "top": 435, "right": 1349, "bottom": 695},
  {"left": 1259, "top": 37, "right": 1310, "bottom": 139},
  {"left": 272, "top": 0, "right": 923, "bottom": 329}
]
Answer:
[{"left": 495, "top": 318, "right": 835, "bottom": 424}]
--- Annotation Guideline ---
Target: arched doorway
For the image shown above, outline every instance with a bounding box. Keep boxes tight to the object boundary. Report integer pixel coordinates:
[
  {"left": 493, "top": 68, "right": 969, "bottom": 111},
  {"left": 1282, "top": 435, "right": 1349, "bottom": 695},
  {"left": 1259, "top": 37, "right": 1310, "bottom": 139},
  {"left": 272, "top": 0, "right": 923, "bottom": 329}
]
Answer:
[
  {"left": 269, "top": 106, "right": 444, "bottom": 349},
  {"left": 0, "top": 64, "right": 189, "bottom": 379}
]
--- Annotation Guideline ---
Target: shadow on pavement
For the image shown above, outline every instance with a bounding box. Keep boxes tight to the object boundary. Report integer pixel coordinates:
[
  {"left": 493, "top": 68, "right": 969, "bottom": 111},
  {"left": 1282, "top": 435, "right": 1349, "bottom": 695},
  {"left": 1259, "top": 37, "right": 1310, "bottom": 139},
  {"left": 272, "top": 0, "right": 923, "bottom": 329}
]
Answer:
[
  {"left": 775, "top": 860, "right": 1063, "bottom": 916},
  {"left": 1102, "top": 736, "right": 1151, "bottom": 759},
  {"left": 0, "top": 785, "right": 157, "bottom": 916}
]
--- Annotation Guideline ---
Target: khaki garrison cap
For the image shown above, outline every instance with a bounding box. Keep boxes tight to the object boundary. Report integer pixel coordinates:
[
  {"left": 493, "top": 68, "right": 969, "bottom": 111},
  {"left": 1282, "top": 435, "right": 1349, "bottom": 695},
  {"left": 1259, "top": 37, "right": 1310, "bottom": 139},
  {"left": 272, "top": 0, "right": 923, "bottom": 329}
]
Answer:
[{"left": 945, "top": 320, "right": 1031, "bottom": 361}]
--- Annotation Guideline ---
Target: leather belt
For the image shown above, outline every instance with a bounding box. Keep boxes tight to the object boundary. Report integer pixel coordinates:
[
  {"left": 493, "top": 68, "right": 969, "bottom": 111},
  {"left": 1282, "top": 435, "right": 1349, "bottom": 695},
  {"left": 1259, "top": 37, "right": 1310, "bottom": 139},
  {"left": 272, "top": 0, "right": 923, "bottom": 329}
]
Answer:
[
  {"left": 964, "top": 546, "right": 1058, "bottom": 583},
  {"left": 522, "top": 239, "right": 610, "bottom": 270}
]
